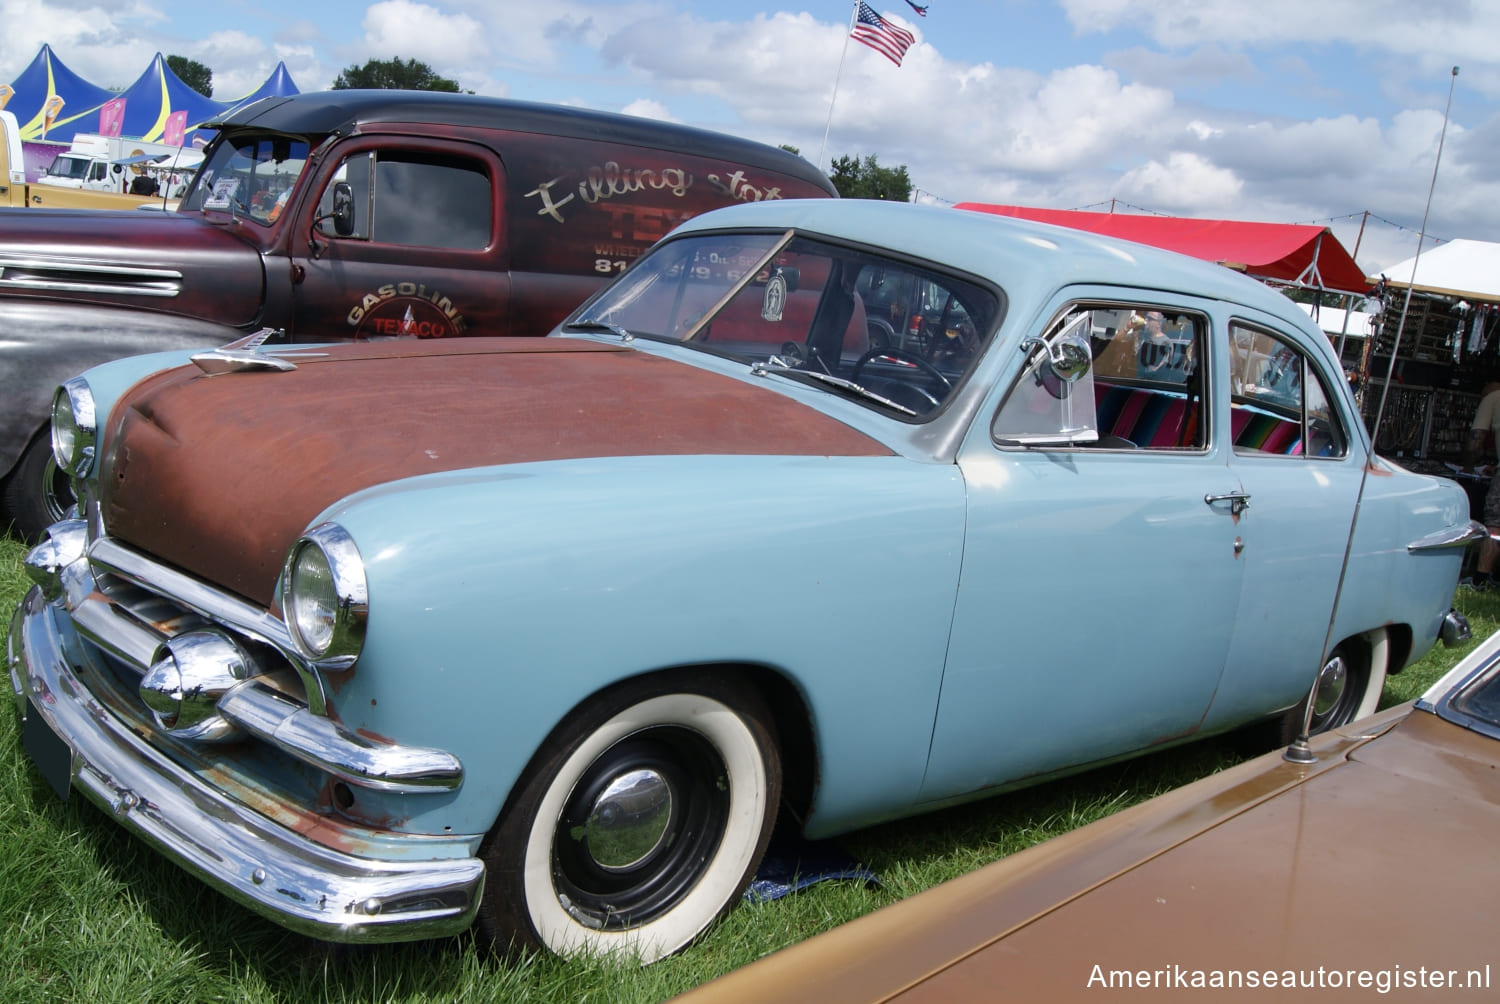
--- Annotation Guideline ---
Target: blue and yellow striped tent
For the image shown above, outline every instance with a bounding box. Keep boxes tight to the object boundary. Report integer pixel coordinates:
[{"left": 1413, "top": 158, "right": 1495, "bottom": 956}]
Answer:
[{"left": 3, "top": 44, "right": 299, "bottom": 147}]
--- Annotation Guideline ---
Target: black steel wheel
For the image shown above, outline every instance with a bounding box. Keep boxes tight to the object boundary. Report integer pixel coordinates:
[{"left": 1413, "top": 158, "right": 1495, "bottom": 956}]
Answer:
[
  {"left": 2, "top": 430, "right": 73, "bottom": 540},
  {"left": 477, "top": 674, "right": 780, "bottom": 963}
]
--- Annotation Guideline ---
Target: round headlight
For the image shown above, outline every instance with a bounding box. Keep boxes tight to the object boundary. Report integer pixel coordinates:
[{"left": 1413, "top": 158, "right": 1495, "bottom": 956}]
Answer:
[
  {"left": 281, "top": 524, "right": 367, "bottom": 669},
  {"left": 51, "top": 377, "right": 97, "bottom": 477}
]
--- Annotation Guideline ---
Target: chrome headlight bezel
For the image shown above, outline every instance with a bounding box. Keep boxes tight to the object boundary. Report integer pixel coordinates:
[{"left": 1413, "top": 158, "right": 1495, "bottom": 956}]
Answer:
[
  {"left": 281, "top": 523, "right": 368, "bottom": 670},
  {"left": 51, "top": 377, "right": 97, "bottom": 478}
]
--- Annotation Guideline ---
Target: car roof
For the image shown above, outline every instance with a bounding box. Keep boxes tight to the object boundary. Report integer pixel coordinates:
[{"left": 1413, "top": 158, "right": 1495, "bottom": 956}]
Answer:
[
  {"left": 205, "top": 91, "right": 837, "bottom": 195},
  {"left": 671, "top": 199, "right": 1318, "bottom": 330}
]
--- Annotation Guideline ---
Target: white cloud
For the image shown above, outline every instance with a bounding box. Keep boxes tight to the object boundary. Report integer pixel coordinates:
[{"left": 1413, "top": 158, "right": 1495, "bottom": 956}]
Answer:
[
  {"left": 353, "top": 0, "right": 488, "bottom": 68},
  {"left": 1117, "top": 151, "right": 1243, "bottom": 211},
  {"left": 619, "top": 98, "right": 680, "bottom": 122},
  {"left": 1062, "top": 0, "right": 1500, "bottom": 98},
  {"left": 1, "top": 0, "right": 1494, "bottom": 276}
]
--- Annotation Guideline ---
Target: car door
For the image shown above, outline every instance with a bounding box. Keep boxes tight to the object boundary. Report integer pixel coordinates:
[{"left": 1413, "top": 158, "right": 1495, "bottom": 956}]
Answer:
[
  {"left": 291, "top": 138, "right": 513, "bottom": 339},
  {"left": 920, "top": 292, "right": 1247, "bottom": 802},
  {"left": 1204, "top": 316, "right": 1363, "bottom": 724}
]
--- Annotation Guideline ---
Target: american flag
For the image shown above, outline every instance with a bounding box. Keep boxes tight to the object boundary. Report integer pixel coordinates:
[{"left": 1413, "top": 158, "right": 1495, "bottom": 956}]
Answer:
[{"left": 851, "top": 2, "right": 916, "bottom": 67}]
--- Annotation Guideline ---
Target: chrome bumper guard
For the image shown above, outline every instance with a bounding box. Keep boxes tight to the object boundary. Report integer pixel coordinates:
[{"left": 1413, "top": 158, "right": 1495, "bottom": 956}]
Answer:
[
  {"left": 8, "top": 526, "right": 485, "bottom": 942},
  {"left": 26, "top": 524, "right": 462, "bottom": 793},
  {"left": 1441, "top": 608, "right": 1472, "bottom": 647},
  {"left": 9, "top": 588, "right": 483, "bottom": 942}
]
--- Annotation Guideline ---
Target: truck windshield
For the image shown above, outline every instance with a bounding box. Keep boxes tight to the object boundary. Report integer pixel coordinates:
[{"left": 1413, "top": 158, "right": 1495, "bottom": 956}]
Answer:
[
  {"left": 182, "top": 134, "right": 311, "bottom": 226},
  {"left": 44, "top": 154, "right": 92, "bottom": 180}
]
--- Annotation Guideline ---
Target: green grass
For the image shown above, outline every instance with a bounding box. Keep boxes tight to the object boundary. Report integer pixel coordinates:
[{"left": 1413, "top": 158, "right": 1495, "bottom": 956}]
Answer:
[{"left": 2, "top": 531, "right": 1495, "bottom": 1003}]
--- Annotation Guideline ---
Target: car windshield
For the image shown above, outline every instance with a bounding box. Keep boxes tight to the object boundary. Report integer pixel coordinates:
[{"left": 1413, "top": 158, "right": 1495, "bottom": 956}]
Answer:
[
  {"left": 181, "top": 133, "right": 311, "bottom": 225},
  {"left": 568, "top": 231, "right": 1001, "bottom": 419},
  {"left": 1444, "top": 661, "right": 1500, "bottom": 737}
]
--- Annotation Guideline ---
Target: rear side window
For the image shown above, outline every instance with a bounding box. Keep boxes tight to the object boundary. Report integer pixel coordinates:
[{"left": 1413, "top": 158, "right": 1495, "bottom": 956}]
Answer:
[
  {"left": 317, "top": 151, "right": 492, "bottom": 250},
  {"left": 1229, "top": 322, "right": 1347, "bottom": 458}
]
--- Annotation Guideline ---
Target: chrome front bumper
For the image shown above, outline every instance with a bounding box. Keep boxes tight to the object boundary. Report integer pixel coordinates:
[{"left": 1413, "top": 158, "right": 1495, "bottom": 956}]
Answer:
[{"left": 8, "top": 585, "right": 485, "bottom": 942}]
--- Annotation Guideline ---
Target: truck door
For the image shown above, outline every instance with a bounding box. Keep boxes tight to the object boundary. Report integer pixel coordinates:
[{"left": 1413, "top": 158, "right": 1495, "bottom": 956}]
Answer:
[{"left": 291, "top": 139, "right": 512, "bottom": 341}]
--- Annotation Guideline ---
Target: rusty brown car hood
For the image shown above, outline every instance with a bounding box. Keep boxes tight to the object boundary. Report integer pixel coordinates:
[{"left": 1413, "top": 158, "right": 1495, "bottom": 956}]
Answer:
[
  {"left": 99, "top": 337, "right": 890, "bottom": 607},
  {"left": 678, "top": 704, "right": 1499, "bottom": 1002}
]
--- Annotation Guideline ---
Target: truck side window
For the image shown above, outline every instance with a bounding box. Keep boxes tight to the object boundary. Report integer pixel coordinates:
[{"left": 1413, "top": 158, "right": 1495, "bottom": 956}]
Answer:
[{"left": 316, "top": 150, "right": 491, "bottom": 251}]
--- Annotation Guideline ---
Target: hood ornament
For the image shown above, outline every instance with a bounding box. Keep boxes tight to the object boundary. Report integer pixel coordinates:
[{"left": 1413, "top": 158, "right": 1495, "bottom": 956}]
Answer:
[
  {"left": 192, "top": 327, "right": 300, "bottom": 374},
  {"left": 190, "top": 348, "right": 298, "bottom": 375}
]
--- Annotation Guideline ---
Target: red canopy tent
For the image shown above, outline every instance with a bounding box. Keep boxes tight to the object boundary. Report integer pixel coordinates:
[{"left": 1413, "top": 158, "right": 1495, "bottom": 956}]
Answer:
[{"left": 954, "top": 203, "right": 1369, "bottom": 295}]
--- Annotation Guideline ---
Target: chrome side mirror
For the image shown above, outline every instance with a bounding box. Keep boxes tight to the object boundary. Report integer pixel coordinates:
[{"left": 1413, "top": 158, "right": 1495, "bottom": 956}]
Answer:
[
  {"left": 1020, "top": 312, "right": 1093, "bottom": 400},
  {"left": 993, "top": 311, "right": 1100, "bottom": 446}
]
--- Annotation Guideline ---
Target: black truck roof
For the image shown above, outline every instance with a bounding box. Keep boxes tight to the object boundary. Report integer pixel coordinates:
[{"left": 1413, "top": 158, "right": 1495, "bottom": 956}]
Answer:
[{"left": 207, "top": 90, "right": 836, "bottom": 195}]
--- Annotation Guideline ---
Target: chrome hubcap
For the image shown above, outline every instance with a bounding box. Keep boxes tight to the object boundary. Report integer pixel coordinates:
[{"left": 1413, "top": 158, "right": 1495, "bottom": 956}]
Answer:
[
  {"left": 42, "top": 454, "right": 72, "bottom": 523},
  {"left": 1313, "top": 655, "right": 1348, "bottom": 718},
  {"left": 583, "top": 768, "right": 673, "bottom": 872},
  {"left": 553, "top": 726, "right": 730, "bottom": 929}
]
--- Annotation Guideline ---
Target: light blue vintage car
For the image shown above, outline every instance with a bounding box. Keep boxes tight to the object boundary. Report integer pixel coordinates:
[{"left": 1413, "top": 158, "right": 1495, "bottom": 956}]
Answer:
[{"left": 8, "top": 199, "right": 1481, "bottom": 963}]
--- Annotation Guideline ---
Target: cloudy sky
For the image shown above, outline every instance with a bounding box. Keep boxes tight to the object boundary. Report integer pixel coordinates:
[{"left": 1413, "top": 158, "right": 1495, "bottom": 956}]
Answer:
[{"left": 3, "top": 0, "right": 1495, "bottom": 274}]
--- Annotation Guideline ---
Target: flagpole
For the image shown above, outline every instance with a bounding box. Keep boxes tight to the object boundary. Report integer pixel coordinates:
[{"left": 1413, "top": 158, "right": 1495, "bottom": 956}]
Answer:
[{"left": 818, "top": 0, "right": 861, "bottom": 172}]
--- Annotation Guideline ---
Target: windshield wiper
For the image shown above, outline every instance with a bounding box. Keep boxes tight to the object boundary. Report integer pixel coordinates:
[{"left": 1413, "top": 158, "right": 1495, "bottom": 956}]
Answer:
[
  {"left": 561, "top": 318, "right": 634, "bottom": 340},
  {"left": 753, "top": 359, "right": 917, "bottom": 416}
]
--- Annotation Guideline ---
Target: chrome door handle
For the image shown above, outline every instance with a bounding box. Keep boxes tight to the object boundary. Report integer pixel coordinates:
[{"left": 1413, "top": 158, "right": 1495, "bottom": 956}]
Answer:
[{"left": 1204, "top": 491, "right": 1251, "bottom": 516}]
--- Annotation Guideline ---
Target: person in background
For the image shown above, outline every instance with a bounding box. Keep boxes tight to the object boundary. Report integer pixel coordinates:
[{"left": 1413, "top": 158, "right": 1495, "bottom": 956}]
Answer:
[{"left": 1463, "top": 380, "right": 1500, "bottom": 587}]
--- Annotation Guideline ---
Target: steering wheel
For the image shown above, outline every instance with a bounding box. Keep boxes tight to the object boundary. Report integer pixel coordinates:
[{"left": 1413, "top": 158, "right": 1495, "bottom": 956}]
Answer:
[{"left": 850, "top": 347, "right": 953, "bottom": 391}]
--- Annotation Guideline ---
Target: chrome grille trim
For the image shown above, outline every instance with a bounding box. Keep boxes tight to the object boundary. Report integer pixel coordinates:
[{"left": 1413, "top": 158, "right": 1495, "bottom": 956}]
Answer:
[{"left": 91, "top": 537, "right": 297, "bottom": 655}]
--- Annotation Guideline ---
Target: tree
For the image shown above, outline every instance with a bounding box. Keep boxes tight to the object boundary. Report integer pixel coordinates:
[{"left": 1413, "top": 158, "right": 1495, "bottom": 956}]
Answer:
[
  {"left": 828, "top": 154, "right": 912, "bottom": 201},
  {"left": 332, "top": 58, "right": 462, "bottom": 92},
  {"left": 166, "top": 55, "right": 213, "bottom": 98}
]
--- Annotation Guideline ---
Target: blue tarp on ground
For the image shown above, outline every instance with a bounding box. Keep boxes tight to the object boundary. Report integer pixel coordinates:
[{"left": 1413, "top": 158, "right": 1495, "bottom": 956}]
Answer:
[{"left": 3, "top": 44, "right": 299, "bottom": 147}]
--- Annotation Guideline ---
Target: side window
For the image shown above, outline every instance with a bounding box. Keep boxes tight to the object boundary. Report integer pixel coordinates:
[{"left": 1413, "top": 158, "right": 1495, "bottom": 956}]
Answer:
[
  {"left": 996, "top": 303, "right": 1207, "bottom": 451},
  {"left": 316, "top": 150, "right": 491, "bottom": 250},
  {"left": 1229, "top": 323, "right": 1347, "bottom": 458}
]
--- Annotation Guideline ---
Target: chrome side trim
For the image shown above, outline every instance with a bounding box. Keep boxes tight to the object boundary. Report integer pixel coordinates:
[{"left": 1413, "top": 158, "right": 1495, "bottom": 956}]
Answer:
[
  {"left": 219, "top": 682, "right": 464, "bottom": 792},
  {"left": 1408, "top": 519, "right": 1488, "bottom": 552},
  {"left": 0, "top": 254, "right": 182, "bottom": 298},
  {"left": 12, "top": 588, "right": 484, "bottom": 943}
]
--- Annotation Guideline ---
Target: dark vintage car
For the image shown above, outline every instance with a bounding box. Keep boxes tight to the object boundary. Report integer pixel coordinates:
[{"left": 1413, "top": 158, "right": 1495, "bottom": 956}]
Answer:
[
  {"left": 8, "top": 199, "right": 1480, "bottom": 964},
  {"left": 0, "top": 90, "right": 836, "bottom": 536},
  {"left": 677, "top": 628, "right": 1500, "bottom": 1001}
]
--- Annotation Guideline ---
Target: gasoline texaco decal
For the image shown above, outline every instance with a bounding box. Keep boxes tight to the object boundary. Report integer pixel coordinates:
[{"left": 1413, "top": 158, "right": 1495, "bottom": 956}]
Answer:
[{"left": 346, "top": 282, "right": 469, "bottom": 339}]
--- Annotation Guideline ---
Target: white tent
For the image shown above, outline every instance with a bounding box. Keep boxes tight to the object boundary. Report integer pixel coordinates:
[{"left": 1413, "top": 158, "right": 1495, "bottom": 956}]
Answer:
[
  {"left": 1380, "top": 239, "right": 1500, "bottom": 303},
  {"left": 1299, "top": 304, "right": 1377, "bottom": 340}
]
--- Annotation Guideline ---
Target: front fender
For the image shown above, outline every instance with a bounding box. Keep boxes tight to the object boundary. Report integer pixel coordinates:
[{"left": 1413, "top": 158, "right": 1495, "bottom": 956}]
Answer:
[
  {"left": 0, "top": 300, "right": 246, "bottom": 475},
  {"left": 308, "top": 453, "right": 967, "bottom": 838}
]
